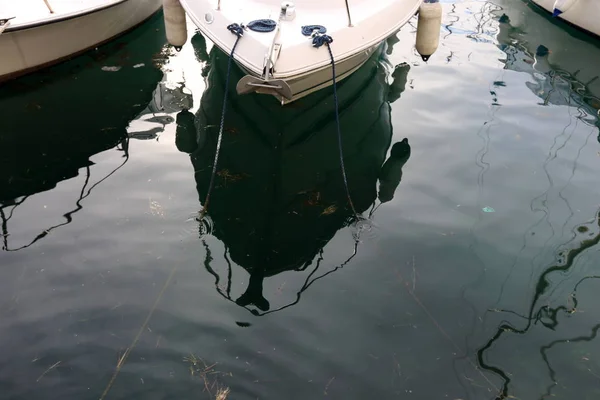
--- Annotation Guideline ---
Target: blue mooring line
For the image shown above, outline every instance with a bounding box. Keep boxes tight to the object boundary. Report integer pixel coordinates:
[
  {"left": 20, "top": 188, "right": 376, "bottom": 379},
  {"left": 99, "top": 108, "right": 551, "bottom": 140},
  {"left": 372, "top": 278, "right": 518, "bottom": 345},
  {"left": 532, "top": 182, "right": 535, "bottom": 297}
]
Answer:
[
  {"left": 200, "top": 23, "right": 244, "bottom": 216},
  {"left": 302, "top": 25, "right": 358, "bottom": 218}
]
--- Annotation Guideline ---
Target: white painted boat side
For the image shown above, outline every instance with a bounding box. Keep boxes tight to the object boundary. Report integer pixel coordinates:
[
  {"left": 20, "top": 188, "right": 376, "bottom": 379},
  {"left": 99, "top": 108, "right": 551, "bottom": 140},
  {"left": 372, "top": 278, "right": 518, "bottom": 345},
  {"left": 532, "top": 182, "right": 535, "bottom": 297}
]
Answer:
[
  {"left": 0, "top": 0, "right": 162, "bottom": 81},
  {"left": 531, "top": 0, "right": 600, "bottom": 37},
  {"left": 246, "top": 43, "right": 378, "bottom": 104},
  {"left": 179, "top": 0, "right": 422, "bottom": 78}
]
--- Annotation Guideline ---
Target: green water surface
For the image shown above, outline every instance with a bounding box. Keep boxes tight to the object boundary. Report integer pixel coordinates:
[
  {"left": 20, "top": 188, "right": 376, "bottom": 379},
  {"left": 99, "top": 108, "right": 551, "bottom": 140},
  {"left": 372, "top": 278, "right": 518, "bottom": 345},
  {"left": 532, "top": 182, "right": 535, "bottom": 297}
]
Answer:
[{"left": 1, "top": 1, "right": 600, "bottom": 399}]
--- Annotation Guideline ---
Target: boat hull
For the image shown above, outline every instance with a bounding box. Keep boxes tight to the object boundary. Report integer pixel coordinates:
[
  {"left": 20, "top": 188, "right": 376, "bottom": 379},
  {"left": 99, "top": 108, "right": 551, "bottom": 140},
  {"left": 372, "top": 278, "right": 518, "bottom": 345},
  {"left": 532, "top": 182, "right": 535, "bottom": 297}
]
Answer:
[
  {"left": 179, "top": 0, "right": 421, "bottom": 103},
  {"left": 235, "top": 43, "right": 378, "bottom": 104},
  {"left": 0, "top": 0, "right": 163, "bottom": 83},
  {"left": 531, "top": 0, "right": 600, "bottom": 37}
]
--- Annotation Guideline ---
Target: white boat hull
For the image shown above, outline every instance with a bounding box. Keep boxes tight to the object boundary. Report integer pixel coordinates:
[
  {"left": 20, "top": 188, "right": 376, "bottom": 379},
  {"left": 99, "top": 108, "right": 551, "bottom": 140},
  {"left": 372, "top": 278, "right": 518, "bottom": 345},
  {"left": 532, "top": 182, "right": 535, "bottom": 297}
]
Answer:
[
  {"left": 0, "top": 0, "right": 163, "bottom": 82},
  {"left": 178, "top": 0, "right": 423, "bottom": 103},
  {"left": 531, "top": 0, "right": 600, "bottom": 37},
  {"left": 235, "top": 42, "right": 378, "bottom": 104}
]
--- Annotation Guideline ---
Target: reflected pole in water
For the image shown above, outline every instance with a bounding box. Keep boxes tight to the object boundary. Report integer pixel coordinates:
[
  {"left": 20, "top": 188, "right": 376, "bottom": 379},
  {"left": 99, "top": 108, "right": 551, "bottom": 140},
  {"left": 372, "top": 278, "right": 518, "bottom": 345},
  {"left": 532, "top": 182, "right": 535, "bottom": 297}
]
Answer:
[{"left": 477, "top": 209, "right": 600, "bottom": 398}]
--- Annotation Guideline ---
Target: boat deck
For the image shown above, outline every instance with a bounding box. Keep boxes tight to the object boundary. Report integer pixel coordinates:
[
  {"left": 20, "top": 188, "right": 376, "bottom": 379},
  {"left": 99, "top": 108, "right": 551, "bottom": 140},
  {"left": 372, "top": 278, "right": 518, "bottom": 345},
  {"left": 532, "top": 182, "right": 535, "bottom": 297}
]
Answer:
[{"left": 180, "top": 0, "right": 421, "bottom": 77}]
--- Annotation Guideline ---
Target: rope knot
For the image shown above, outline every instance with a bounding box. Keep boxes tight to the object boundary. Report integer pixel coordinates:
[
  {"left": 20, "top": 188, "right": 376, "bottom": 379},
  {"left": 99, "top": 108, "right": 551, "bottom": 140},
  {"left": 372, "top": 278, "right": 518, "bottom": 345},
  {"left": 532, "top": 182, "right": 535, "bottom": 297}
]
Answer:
[
  {"left": 301, "top": 25, "right": 327, "bottom": 36},
  {"left": 227, "top": 23, "right": 244, "bottom": 37},
  {"left": 247, "top": 19, "right": 277, "bottom": 32},
  {"left": 311, "top": 34, "right": 333, "bottom": 48}
]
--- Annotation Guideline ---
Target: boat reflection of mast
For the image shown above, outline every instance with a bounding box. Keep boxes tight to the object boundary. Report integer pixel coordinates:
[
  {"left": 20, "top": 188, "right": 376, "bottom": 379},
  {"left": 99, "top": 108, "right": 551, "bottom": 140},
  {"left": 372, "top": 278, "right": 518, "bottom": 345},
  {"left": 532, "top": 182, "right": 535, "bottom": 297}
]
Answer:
[
  {"left": 181, "top": 33, "right": 412, "bottom": 317},
  {"left": 477, "top": 208, "right": 600, "bottom": 398},
  {"left": 0, "top": 138, "right": 130, "bottom": 252}
]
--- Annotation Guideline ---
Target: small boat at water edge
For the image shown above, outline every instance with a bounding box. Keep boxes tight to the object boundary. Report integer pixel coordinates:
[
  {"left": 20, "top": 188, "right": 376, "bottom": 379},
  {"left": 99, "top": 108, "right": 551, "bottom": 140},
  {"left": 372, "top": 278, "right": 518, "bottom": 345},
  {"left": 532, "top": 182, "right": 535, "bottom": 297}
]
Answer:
[
  {"left": 162, "top": 0, "right": 443, "bottom": 104},
  {"left": 0, "top": 0, "right": 162, "bottom": 83},
  {"left": 531, "top": 0, "right": 600, "bottom": 37},
  {"left": 0, "top": 11, "right": 167, "bottom": 204}
]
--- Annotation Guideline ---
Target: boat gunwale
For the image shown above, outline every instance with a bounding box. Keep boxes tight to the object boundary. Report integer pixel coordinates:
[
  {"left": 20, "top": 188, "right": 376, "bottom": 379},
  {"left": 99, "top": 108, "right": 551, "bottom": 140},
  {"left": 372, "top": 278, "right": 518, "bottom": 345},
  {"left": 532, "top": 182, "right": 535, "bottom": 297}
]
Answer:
[{"left": 3, "top": 0, "right": 131, "bottom": 33}]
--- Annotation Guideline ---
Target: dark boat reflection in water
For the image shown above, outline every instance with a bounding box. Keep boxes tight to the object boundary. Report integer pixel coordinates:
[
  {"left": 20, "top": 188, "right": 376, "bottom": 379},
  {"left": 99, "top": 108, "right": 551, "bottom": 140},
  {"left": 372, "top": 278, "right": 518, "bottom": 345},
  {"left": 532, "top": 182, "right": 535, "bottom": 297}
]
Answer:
[
  {"left": 0, "top": 13, "right": 170, "bottom": 252},
  {"left": 176, "top": 33, "right": 412, "bottom": 316}
]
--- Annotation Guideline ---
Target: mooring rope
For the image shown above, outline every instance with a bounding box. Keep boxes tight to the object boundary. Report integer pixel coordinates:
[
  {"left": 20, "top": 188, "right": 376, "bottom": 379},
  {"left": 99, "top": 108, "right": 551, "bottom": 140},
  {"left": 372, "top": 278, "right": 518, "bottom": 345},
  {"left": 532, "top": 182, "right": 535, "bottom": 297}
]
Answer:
[
  {"left": 99, "top": 265, "right": 178, "bottom": 400},
  {"left": 300, "top": 24, "right": 327, "bottom": 36},
  {"left": 246, "top": 19, "right": 276, "bottom": 32},
  {"left": 199, "top": 20, "right": 278, "bottom": 219},
  {"left": 301, "top": 25, "right": 358, "bottom": 219},
  {"left": 199, "top": 23, "right": 244, "bottom": 219}
]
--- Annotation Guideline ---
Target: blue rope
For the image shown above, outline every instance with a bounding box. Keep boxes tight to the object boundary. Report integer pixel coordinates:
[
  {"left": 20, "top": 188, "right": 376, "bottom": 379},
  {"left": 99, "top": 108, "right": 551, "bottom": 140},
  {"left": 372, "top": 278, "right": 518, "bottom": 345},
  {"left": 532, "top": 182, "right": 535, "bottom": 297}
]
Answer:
[
  {"left": 301, "top": 25, "right": 327, "bottom": 36},
  {"left": 247, "top": 19, "right": 277, "bottom": 32},
  {"left": 201, "top": 23, "right": 244, "bottom": 216},
  {"left": 308, "top": 28, "right": 358, "bottom": 218},
  {"left": 227, "top": 22, "right": 244, "bottom": 37},
  {"left": 310, "top": 34, "right": 333, "bottom": 48}
]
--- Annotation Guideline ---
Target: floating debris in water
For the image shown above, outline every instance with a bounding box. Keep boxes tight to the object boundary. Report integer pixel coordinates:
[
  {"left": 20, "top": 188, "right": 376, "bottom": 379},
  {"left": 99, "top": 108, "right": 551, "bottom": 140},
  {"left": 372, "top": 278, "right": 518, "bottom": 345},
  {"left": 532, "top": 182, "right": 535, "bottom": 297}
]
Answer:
[
  {"left": 216, "top": 169, "right": 248, "bottom": 186},
  {"left": 149, "top": 199, "right": 165, "bottom": 218},
  {"left": 101, "top": 66, "right": 121, "bottom": 72},
  {"left": 320, "top": 205, "right": 337, "bottom": 216},
  {"left": 183, "top": 354, "right": 231, "bottom": 398},
  {"left": 482, "top": 206, "right": 495, "bottom": 213},
  {"left": 216, "top": 387, "right": 230, "bottom": 400},
  {"left": 133, "top": 63, "right": 145, "bottom": 68},
  {"left": 36, "top": 360, "right": 61, "bottom": 382}
]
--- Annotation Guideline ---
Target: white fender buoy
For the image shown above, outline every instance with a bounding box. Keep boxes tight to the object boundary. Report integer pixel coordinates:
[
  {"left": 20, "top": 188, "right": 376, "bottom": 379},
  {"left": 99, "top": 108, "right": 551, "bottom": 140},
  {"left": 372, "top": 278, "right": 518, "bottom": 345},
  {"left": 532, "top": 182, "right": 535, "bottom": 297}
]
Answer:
[
  {"left": 378, "top": 139, "right": 411, "bottom": 204},
  {"left": 163, "top": 0, "right": 188, "bottom": 50},
  {"left": 415, "top": 0, "right": 442, "bottom": 62},
  {"left": 552, "top": 0, "right": 578, "bottom": 17}
]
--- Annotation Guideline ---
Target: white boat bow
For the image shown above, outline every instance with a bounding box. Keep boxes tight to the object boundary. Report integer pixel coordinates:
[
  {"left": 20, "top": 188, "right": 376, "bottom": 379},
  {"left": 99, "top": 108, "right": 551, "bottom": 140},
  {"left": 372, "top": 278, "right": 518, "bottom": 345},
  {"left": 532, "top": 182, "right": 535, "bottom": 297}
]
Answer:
[{"left": 163, "top": 0, "right": 442, "bottom": 103}]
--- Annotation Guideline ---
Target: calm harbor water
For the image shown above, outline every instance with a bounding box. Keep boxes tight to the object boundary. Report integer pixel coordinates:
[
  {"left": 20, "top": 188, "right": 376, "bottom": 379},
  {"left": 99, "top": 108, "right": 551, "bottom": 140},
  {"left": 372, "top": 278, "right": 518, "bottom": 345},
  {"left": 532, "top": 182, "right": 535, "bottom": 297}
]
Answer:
[{"left": 2, "top": 1, "right": 600, "bottom": 399}]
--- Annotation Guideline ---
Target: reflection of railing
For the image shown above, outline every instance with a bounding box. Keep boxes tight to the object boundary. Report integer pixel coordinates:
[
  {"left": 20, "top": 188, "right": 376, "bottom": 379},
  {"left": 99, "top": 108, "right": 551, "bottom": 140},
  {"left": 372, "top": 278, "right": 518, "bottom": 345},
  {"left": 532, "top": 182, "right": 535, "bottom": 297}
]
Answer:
[
  {"left": 0, "top": 139, "right": 130, "bottom": 252},
  {"left": 202, "top": 236, "right": 360, "bottom": 318},
  {"left": 495, "top": 11, "right": 600, "bottom": 130},
  {"left": 477, "top": 208, "right": 600, "bottom": 398}
]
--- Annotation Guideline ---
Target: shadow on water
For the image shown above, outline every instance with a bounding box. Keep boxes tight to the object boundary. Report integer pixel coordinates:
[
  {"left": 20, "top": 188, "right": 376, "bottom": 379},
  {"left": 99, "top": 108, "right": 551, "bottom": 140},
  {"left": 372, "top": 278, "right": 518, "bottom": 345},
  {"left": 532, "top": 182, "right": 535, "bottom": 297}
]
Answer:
[
  {"left": 176, "top": 33, "right": 412, "bottom": 317},
  {"left": 0, "top": 12, "right": 170, "bottom": 252}
]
